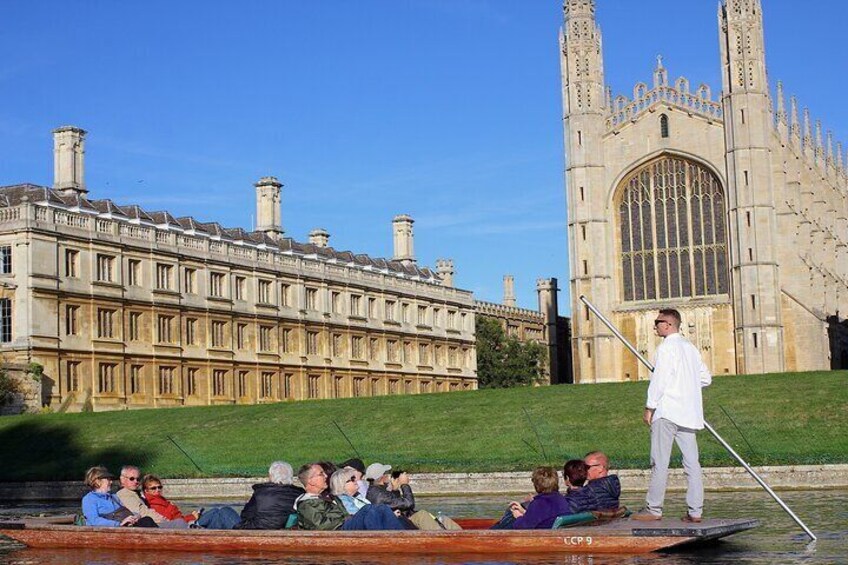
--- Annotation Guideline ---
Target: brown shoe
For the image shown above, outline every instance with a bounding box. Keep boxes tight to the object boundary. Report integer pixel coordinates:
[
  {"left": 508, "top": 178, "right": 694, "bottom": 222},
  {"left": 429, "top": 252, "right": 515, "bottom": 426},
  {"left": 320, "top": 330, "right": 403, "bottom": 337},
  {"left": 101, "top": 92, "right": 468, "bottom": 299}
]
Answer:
[
  {"left": 631, "top": 510, "right": 662, "bottom": 521},
  {"left": 681, "top": 514, "right": 702, "bottom": 523}
]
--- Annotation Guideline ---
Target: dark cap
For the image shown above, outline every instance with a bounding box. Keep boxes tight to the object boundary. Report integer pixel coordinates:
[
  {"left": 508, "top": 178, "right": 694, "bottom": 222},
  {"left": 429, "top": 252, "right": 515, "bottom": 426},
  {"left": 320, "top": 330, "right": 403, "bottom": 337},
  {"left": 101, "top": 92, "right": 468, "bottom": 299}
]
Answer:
[{"left": 339, "top": 458, "right": 366, "bottom": 474}]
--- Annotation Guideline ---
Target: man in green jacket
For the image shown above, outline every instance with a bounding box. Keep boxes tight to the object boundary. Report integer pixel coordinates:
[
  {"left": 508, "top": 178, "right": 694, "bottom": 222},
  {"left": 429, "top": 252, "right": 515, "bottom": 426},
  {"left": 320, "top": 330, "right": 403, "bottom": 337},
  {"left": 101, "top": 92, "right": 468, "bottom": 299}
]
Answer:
[{"left": 294, "top": 463, "right": 405, "bottom": 531}]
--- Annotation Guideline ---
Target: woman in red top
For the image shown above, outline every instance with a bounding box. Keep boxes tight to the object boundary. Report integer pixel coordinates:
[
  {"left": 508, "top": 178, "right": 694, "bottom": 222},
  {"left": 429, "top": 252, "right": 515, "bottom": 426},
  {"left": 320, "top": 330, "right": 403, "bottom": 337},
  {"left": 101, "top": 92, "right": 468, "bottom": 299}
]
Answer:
[
  {"left": 141, "top": 475, "right": 198, "bottom": 524},
  {"left": 142, "top": 474, "right": 241, "bottom": 529}
]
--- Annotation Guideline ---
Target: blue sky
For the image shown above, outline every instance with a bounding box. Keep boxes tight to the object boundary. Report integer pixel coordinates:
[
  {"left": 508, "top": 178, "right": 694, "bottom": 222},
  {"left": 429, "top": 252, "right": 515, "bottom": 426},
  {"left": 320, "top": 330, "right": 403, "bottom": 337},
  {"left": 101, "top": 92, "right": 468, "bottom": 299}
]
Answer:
[{"left": 1, "top": 1, "right": 845, "bottom": 314}]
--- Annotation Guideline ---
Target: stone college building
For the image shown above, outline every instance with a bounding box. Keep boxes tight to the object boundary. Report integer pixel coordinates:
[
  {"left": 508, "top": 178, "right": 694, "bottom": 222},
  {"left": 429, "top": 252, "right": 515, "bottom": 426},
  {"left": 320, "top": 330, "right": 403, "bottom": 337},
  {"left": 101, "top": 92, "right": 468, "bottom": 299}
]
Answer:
[
  {"left": 563, "top": 0, "right": 847, "bottom": 382},
  {"left": 0, "top": 127, "right": 479, "bottom": 411}
]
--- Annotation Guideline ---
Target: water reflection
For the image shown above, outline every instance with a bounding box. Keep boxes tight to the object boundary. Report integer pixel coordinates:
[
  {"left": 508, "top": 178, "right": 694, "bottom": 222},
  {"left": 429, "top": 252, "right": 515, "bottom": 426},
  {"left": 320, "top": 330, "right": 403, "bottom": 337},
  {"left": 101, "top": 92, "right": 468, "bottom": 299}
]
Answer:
[{"left": 1, "top": 490, "right": 845, "bottom": 564}]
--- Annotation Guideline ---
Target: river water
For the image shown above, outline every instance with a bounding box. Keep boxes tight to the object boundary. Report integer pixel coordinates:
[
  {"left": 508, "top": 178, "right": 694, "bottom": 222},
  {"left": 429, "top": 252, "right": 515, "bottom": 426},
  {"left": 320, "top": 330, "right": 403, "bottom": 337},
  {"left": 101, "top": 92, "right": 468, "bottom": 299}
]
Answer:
[{"left": 0, "top": 489, "right": 845, "bottom": 564}]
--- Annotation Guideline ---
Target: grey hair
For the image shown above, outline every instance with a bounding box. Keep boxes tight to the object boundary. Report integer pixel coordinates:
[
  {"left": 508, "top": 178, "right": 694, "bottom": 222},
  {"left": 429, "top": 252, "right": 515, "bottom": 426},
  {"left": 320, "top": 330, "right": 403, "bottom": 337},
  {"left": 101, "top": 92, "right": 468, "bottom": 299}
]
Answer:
[
  {"left": 329, "top": 467, "right": 356, "bottom": 496},
  {"left": 119, "top": 465, "right": 139, "bottom": 477},
  {"left": 268, "top": 461, "right": 293, "bottom": 485}
]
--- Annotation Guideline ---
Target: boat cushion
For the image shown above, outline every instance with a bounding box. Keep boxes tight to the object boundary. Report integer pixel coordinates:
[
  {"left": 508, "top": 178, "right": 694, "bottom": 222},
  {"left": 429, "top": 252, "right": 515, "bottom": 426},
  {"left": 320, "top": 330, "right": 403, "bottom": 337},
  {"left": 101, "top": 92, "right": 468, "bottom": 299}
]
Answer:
[{"left": 551, "top": 512, "right": 596, "bottom": 529}]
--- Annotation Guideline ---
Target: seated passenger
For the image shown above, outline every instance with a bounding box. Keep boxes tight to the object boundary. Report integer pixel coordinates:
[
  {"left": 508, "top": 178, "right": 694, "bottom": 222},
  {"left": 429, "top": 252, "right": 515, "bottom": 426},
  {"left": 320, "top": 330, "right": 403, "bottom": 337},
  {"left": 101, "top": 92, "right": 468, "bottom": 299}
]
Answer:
[
  {"left": 364, "top": 463, "right": 414, "bottom": 514},
  {"left": 141, "top": 474, "right": 240, "bottom": 530},
  {"left": 562, "top": 459, "right": 589, "bottom": 494},
  {"left": 294, "top": 463, "right": 404, "bottom": 531},
  {"left": 365, "top": 463, "right": 459, "bottom": 530},
  {"left": 509, "top": 466, "right": 572, "bottom": 529},
  {"left": 116, "top": 465, "right": 184, "bottom": 528},
  {"left": 235, "top": 461, "right": 305, "bottom": 530},
  {"left": 338, "top": 458, "right": 369, "bottom": 497},
  {"left": 330, "top": 467, "right": 370, "bottom": 515},
  {"left": 81, "top": 466, "right": 157, "bottom": 528},
  {"left": 565, "top": 451, "right": 621, "bottom": 513}
]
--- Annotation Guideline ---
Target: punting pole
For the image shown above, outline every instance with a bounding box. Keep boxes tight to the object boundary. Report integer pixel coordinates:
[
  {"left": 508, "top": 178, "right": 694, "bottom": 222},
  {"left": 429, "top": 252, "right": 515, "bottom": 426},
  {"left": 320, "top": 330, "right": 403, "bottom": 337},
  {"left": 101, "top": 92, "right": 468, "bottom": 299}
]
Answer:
[{"left": 578, "top": 295, "right": 817, "bottom": 542}]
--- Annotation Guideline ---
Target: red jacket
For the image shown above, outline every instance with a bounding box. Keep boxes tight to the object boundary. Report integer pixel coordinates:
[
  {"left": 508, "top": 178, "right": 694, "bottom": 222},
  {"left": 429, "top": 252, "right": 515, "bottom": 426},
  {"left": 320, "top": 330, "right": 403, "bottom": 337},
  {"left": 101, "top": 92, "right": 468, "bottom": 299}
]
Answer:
[{"left": 146, "top": 493, "right": 194, "bottom": 522}]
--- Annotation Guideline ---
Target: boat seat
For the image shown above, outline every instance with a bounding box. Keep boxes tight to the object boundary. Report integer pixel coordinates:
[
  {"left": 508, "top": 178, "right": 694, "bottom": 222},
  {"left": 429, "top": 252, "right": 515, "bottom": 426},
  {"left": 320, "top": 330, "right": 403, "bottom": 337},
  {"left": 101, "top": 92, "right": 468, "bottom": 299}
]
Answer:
[
  {"left": 552, "top": 507, "right": 630, "bottom": 529},
  {"left": 551, "top": 512, "right": 596, "bottom": 529}
]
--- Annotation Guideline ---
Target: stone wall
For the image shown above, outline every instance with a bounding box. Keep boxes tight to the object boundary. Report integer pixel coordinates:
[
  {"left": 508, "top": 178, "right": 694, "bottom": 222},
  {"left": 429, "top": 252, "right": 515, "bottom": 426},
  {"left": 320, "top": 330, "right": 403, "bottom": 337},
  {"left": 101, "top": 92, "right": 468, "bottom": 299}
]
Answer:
[
  {"left": 1, "top": 465, "right": 846, "bottom": 501},
  {"left": 0, "top": 363, "right": 42, "bottom": 416}
]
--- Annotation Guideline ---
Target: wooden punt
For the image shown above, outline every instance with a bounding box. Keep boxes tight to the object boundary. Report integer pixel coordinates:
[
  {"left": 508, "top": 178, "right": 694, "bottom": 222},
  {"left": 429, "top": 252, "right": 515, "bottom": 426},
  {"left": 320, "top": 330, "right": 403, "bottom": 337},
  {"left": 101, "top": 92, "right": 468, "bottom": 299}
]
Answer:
[{"left": 0, "top": 517, "right": 758, "bottom": 555}]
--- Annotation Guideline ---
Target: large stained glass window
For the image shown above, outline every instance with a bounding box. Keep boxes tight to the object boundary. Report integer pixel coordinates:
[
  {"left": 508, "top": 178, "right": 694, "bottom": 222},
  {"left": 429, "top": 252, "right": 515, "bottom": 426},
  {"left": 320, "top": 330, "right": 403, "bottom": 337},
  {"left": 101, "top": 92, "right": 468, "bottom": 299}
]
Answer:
[{"left": 619, "top": 156, "right": 728, "bottom": 302}]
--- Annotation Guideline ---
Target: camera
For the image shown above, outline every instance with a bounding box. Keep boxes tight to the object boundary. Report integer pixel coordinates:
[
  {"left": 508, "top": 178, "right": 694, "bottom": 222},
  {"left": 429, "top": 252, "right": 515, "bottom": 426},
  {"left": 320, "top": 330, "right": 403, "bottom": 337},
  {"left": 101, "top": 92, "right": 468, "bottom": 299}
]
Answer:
[{"left": 391, "top": 470, "right": 405, "bottom": 479}]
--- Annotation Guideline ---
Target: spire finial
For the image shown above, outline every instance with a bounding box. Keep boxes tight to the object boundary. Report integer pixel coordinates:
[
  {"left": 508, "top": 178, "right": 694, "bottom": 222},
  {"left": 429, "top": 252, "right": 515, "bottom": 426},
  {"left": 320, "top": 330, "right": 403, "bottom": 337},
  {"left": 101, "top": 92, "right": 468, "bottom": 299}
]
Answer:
[
  {"left": 815, "top": 120, "right": 824, "bottom": 156},
  {"left": 775, "top": 81, "right": 787, "bottom": 123},
  {"left": 826, "top": 131, "right": 834, "bottom": 164},
  {"left": 837, "top": 142, "right": 844, "bottom": 172},
  {"left": 653, "top": 54, "right": 667, "bottom": 87},
  {"left": 790, "top": 96, "right": 800, "bottom": 139},
  {"left": 803, "top": 108, "right": 812, "bottom": 149}
]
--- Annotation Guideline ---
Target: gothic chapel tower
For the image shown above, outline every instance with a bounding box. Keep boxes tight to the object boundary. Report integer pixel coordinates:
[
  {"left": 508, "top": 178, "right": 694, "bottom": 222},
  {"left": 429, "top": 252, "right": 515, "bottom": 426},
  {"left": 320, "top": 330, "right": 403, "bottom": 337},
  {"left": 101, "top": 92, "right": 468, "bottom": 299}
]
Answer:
[
  {"left": 561, "top": 0, "right": 616, "bottom": 382},
  {"left": 719, "top": 0, "right": 785, "bottom": 373}
]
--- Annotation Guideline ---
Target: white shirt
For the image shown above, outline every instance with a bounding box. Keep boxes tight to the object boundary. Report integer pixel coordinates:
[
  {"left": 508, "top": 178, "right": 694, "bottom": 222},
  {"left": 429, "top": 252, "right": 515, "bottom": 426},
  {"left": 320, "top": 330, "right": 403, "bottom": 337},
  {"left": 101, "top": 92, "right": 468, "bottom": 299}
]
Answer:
[{"left": 646, "top": 333, "right": 712, "bottom": 430}]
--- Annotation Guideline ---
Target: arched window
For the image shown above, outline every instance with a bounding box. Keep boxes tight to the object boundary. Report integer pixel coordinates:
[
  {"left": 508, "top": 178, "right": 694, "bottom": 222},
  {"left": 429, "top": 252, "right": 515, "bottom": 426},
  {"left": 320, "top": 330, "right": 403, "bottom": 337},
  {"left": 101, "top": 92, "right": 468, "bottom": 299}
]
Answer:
[
  {"left": 660, "top": 114, "right": 669, "bottom": 138},
  {"left": 618, "top": 156, "right": 728, "bottom": 302}
]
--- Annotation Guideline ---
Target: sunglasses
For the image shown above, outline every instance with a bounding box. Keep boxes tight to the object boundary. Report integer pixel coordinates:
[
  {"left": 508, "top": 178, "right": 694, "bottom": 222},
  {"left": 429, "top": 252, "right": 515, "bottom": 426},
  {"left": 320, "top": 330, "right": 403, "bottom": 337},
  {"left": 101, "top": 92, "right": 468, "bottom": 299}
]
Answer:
[
  {"left": 122, "top": 476, "right": 140, "bottom": 482},
  {"left": 346, "top": 477, "right": 358, "bottom": 483},
  {"left": 653, "top": 320, "right": 669, "bottom": 327},
  {"left": 146, "top": 485, "right": 163, "bottom": 491}
]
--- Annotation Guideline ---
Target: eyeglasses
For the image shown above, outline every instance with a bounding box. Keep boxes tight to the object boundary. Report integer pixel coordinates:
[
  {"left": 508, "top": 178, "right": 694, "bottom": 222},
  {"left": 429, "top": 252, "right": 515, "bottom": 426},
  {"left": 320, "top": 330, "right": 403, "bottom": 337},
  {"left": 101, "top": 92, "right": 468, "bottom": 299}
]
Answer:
[
  {"left": 122, "top": 476, "right": 140, "bottom": 482},
  {"left": 146, "top": 485, "right": 163, "bottom": 491}
]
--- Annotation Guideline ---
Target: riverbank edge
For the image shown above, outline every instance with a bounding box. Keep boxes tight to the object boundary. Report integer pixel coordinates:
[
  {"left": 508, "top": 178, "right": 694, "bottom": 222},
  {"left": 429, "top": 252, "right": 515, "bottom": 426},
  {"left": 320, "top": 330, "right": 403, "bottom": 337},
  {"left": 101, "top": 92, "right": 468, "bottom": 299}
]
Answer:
[{"left": 1, "top": 464, "right": 845, "bottom": 502}]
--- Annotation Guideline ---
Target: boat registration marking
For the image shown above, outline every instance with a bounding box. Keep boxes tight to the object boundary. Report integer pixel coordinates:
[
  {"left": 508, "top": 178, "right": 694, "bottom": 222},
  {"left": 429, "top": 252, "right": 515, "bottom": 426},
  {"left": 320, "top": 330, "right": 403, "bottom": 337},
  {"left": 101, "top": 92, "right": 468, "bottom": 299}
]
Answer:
[{"left": 562, "top": 536, "right": 592, "bottom": 546}]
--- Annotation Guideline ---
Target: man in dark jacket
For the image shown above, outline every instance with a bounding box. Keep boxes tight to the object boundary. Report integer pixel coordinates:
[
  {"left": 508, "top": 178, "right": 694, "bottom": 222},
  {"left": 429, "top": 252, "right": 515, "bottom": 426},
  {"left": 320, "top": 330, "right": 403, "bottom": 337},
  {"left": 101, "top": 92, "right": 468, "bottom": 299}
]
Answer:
[
  {"left": 235, "top": 461, "right": 304, "bottom": 530},
  {"left": 364, "top": 463, "right": 415, "bottom": 514},
  {"left": 566, "top": 451, "right": 622, "bottom": 513}
]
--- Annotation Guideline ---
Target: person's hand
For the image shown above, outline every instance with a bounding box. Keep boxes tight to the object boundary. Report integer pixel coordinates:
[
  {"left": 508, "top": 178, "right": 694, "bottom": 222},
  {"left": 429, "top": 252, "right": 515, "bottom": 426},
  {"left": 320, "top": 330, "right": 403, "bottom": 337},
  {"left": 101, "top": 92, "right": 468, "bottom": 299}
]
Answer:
[
  {"left": 643, "top": 408, "right": 654, "bottom": 426},
  {"left": 522, "top": 493, "right": 534, "bottom": 503},
  {"left": 394, "top": 509, "right": 402, "bottom": 517},
  {"left": 509, "top": 502, "right": 525, "bottom": 519},
  {"left": 120, "top": 515, "right": 139, "bottom": 527},
  {"left": 396, "top": 472, "right": 410, "bottom": 486}
]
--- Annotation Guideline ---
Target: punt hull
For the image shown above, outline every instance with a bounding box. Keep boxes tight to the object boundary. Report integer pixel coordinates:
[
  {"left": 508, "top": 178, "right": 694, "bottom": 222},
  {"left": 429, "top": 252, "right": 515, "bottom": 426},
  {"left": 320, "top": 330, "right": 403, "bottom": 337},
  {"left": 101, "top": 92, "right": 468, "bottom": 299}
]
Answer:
[{"left": 0, "top": 518, "right": 759, "bottom": 555}]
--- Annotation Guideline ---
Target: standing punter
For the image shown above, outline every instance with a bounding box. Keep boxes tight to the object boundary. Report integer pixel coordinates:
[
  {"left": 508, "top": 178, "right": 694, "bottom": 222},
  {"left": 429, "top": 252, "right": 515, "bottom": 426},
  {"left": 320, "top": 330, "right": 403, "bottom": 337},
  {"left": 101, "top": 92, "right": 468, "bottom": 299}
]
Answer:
[{"left": 633, "top": 308, "right": 712, "bottom": 523}]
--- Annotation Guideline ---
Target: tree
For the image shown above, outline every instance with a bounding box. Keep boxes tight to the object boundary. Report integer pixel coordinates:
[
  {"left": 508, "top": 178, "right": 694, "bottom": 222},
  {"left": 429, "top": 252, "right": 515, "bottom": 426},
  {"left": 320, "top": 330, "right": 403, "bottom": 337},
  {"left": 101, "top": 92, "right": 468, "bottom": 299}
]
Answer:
[{"left": 475, "top": 317, "right": 547, "bottom": 388}]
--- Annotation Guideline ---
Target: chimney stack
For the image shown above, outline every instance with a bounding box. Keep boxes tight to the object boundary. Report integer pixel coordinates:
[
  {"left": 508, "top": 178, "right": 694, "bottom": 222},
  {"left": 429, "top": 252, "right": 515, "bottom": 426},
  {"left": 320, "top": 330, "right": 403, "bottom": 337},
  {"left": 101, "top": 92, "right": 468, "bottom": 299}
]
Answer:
[
  {"left": 255, "top": 176, "right": 283, "bottom": 239},
  {"left": 436, "top": 258, "right": 454, "bottom": 287},
  {"left": 392, "top": 214, "right": 415, "bottom": 264},
  {"left": 309, "top": 228, "right": 330, "bottom": 248},
  {"left": 53, "top": 126, "right": 87, "bottom": 196},
  {"left": 503, "top": 275, "right": 516, "bottom": 307}
]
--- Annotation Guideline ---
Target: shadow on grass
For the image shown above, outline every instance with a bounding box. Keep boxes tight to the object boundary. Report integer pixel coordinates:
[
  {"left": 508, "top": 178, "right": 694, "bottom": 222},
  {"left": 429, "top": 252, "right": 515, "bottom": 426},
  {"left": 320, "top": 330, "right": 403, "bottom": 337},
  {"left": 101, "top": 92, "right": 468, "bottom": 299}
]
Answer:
[{"left": 0, "top": 419, "right": 154, "bottom": 483}]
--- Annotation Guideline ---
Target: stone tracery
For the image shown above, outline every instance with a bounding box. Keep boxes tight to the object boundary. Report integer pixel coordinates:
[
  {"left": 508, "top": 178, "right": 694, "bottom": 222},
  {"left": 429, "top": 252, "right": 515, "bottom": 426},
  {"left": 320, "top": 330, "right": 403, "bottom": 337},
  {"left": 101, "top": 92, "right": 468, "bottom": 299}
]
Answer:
[{"left": 618, "top": 156, "right": 729, "bottom": 303}]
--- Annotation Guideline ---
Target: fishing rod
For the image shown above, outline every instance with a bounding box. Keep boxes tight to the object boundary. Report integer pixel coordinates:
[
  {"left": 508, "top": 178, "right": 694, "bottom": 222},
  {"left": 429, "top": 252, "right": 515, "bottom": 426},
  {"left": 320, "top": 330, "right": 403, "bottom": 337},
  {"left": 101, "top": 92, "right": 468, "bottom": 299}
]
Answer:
[
  {"left": 578, "top": 295, "right": 816, "bottom": 542},
  {"left": 522, "top": 407, "right": 550, "bottom": 464},
  {"left": 332, "top": 420, "right": 363, "bottom": 460},
  {"left": 166, "top": 435, "right": 204, "bottom": 474}
]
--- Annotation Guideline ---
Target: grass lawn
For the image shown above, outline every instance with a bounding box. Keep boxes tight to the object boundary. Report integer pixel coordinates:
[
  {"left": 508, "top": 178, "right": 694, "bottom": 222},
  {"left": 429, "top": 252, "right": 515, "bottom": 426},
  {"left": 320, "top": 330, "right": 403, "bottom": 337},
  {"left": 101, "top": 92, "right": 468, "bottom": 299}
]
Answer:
[{"left": 0, "top": 371, "right": 845, "bottom": 482}]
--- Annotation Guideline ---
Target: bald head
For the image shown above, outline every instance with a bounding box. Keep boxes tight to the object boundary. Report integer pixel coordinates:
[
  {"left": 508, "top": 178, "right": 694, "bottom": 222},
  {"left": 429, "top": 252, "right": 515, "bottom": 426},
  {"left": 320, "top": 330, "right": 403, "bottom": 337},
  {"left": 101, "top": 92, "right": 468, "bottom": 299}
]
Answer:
[{"left": 584, "top": 451, "right": 609, "bottom": 481}]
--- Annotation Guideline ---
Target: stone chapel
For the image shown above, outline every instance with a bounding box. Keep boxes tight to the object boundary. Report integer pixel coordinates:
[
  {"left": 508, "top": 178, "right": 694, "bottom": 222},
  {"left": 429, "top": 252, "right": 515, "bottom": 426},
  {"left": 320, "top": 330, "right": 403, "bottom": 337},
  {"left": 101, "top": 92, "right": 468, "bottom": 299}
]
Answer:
[{"left": 561, "top": 0, "right": 848, "bottom": 382}]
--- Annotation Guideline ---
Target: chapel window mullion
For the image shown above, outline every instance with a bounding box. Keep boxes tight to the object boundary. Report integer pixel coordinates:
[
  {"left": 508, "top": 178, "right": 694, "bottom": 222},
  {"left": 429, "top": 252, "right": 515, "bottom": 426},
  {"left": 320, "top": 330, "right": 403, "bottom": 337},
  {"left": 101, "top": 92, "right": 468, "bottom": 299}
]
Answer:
[{"left": 683, "top": 161, "right": 699, "bottom": 296}]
